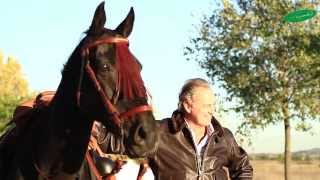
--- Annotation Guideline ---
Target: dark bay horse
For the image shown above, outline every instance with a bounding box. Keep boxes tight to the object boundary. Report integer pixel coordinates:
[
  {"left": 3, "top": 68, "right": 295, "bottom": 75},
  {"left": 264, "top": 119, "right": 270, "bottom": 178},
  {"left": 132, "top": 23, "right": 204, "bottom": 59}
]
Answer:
[{"left": 0, "top": 2, "right": 158, "bottom": 179}]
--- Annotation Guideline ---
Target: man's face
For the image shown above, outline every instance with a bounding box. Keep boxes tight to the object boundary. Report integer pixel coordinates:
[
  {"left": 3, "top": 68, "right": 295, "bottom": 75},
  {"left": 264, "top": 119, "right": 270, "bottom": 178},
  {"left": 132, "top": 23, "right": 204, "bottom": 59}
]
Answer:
[{"left": 184, "top": 86, "right": 215, "bottom": 127}]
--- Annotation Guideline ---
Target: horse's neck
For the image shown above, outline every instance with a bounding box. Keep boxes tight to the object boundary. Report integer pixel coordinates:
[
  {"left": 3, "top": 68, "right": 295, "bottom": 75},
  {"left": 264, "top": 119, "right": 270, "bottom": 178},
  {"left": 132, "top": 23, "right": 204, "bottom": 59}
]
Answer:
[
  {"left": 49, "top": 61, "right": 89, "bottom": 138},
  {"left": 37, "top": 80, "right": 94, "bottom": 174}
]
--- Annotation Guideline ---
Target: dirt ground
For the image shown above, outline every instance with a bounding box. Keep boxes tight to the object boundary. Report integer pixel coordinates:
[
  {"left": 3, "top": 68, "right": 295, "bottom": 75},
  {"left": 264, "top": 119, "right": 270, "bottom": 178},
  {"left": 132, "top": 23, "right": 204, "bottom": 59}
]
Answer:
[{"left": 251, "top": 160, "right": 320, "bottom": 180}]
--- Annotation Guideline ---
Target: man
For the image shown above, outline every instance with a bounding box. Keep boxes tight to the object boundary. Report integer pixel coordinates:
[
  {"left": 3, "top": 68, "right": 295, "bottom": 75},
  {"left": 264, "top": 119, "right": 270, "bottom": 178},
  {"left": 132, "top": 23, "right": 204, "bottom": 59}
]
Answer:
[{"left": 148, "top": 78, "right": 253, "bottom": 180}]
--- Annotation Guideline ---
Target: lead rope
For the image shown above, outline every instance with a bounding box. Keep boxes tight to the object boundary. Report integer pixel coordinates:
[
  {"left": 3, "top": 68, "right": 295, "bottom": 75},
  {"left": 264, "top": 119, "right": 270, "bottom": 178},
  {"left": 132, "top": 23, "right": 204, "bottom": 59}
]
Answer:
[
  {"left": 85, "top": 151, "right": 103, "bottom": 180},
  {"left": 137, "top": 162, "right": 149, "bottom": 180},
  {"left": 105, "top": 160, "right": 125, "bottom": 180}
]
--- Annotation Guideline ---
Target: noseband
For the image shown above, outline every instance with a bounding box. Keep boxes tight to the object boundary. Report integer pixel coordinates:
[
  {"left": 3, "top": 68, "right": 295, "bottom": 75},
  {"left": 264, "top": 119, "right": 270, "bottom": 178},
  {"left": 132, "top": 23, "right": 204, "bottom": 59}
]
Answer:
[{"left": 77, "top": 37, "right": 152, "bottom": 127}]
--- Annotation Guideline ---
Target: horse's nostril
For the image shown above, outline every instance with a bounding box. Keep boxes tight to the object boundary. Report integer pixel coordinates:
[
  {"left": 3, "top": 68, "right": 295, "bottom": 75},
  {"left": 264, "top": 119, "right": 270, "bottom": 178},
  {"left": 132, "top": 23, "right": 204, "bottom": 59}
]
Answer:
[
  {"left": 138, "top": 126, "right": 147, "bottom": 139},
  {"left": 134, "top": 125, "right": 147, "bottom": 144}
]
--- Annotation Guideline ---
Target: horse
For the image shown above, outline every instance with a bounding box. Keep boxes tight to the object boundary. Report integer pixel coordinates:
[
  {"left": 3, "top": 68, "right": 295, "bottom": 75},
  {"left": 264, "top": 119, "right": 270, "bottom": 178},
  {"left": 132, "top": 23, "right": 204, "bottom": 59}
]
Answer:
[{"left": 0, "top": 2, "right": 158, "bottom": 179}]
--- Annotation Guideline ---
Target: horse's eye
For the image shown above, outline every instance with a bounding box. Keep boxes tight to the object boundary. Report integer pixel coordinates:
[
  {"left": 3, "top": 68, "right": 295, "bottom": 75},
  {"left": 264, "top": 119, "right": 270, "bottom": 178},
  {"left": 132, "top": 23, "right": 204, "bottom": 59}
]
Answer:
[{"left": 103, "top": 64, "right": 111, "bottom": 71}]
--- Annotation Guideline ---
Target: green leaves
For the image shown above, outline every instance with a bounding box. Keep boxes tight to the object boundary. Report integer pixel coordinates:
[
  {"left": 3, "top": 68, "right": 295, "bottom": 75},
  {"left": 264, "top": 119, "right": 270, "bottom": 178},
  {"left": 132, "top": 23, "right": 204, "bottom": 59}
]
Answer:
[
  {"left": 185, "top": 0, "right": 320, "bottom": 135},
  {"left": 0, "top": 95, "right": 22, "bottom": 132},
  {"left": 0, "top": 51, "right": 32, "bottom": 134}
]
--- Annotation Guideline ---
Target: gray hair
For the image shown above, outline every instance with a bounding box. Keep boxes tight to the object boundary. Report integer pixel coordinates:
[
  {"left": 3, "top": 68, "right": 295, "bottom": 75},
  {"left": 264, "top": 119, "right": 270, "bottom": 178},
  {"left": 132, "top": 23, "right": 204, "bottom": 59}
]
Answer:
[{"left": 177, "top": 78, "right": 211, "bottom": 112}]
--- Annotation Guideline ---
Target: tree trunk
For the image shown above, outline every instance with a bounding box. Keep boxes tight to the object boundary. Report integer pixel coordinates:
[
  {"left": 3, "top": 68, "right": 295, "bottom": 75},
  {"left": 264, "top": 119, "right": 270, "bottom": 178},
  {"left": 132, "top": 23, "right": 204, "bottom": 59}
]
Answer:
[{"left": 284, "top": 107, "right": 291, "bottom": 180}]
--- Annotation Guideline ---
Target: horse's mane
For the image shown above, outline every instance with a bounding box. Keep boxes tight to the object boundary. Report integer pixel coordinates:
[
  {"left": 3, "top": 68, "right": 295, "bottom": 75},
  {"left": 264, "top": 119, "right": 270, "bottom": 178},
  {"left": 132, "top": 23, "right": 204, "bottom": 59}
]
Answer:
[{"left": 61, "top": 37, "right": 86, "bottom": 77}]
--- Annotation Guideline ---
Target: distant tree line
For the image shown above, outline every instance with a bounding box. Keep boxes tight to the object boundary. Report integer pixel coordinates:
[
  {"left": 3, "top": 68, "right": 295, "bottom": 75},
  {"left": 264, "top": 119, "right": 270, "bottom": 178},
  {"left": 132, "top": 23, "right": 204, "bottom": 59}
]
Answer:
[
  {"left": 0, "top": 50, "right": 33, "bottom": 134},
  {"left": 251, "top": 153, "right": 320, "bottom": 162}
]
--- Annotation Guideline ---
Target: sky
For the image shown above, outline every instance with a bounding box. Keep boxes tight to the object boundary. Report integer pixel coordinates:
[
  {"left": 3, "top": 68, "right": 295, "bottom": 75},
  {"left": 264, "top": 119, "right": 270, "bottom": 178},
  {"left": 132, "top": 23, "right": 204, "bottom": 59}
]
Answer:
[{"left": 1, "top": 0, "right": 319, "bottom": 155}]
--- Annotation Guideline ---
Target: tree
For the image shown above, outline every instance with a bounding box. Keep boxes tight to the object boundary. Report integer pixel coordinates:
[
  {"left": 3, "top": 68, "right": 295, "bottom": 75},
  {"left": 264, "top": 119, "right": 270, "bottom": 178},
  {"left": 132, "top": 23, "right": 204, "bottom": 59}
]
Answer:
[
  {"left": 0, "top": 50, "right": 31, "bottom": 134},
  {"left": 185, "top": 1, "right": 320, "bottom": 179}
]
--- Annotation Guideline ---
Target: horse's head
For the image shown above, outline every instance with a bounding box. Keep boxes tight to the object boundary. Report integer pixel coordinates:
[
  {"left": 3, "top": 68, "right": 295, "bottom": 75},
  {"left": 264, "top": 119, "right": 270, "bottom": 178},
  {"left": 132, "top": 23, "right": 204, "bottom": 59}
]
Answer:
[{"left": 75, "top": 2, "right": 157, "bottom": 158}]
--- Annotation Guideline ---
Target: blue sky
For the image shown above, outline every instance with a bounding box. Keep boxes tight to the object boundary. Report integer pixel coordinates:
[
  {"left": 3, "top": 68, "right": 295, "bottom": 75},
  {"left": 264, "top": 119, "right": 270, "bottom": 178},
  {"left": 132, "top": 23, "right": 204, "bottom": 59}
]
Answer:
[{"left": 1, "top": 0, "right": 319, "bottom": 153}]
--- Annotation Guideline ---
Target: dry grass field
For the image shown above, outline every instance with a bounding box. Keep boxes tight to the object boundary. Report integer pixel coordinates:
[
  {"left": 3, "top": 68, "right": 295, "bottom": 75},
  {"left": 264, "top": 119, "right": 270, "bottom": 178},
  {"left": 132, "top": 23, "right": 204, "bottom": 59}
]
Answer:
[{"left": 251, "top": 160, "right": 320, "bottom": 180}]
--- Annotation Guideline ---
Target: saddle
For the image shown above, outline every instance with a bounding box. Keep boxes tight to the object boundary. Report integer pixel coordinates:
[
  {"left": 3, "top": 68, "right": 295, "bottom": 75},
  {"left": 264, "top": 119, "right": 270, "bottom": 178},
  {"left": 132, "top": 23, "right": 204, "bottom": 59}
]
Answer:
[
  {"left": 0, "top": 91, "right": 55, "bottom": 146},
  {"left": 0, "top": 91, "right": 55, "bottom": 178},
  {"left": 0, "top": 91, "right": 149, "bottom": 180}
]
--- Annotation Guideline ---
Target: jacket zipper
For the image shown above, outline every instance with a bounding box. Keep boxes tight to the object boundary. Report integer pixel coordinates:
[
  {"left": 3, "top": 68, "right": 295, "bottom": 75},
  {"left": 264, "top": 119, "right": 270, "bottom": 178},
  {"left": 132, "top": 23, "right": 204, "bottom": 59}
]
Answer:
[
  {"left": 200, "top": 132, "right": 217, "bottom": 179},
  {"left": 196, "top": 154, "right": 202, "bottom": 176},
  {"left": 185, "top": 128, "right": 204, "bottom": 178},
  {"left": 186, "top": 128, "right": 217, "bottom": 179}
]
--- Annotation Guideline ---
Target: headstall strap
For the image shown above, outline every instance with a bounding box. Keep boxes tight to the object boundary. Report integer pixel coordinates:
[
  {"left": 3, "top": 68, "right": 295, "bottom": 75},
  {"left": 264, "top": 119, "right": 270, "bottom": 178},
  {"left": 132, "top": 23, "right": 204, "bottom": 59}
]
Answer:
[
  {"left": 81, "top": 37, "right": 128, "bottom": 52},
  {"left": 85, "top": 64, "right": 122, "bottom": 127}
]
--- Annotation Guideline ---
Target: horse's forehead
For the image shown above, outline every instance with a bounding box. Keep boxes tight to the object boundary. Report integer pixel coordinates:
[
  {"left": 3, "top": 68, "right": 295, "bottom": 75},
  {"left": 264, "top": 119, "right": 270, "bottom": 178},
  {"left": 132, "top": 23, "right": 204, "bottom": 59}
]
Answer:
[
  {"left": 102, "top": 29, "right": 122, "bottom": 38},
  {"left": 97, "top": 30, "right": 142, "bottom": 69}
]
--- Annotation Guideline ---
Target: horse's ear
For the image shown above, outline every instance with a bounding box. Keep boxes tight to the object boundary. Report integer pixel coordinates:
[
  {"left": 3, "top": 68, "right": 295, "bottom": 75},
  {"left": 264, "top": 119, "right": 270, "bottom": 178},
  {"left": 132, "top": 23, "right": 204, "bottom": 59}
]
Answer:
[
  {"left": 88, "top": 2, "right": 106, "bottom": 36},
  {"left": 115, "top": 7, "right": 134, "bottom": 38}
]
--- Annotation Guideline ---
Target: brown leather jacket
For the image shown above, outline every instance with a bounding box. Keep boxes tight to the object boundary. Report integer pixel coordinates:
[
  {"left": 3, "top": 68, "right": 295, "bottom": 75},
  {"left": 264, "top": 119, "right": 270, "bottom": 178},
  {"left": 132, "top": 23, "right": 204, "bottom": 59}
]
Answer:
[{"left": 148, "top": 111, "right": 253, "bottom": 180}]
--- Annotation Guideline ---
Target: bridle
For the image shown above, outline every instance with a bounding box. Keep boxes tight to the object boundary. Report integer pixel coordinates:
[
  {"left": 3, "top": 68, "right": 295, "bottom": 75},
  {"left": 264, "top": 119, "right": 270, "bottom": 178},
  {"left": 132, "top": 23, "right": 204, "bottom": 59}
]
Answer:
[
  {"left": 78, "top": 36, "right": 153, "bottom": 180},
  {"left": 77, "top": 36, "right": 153, "bottom": 127},
  {"left": 33, "top": 36, "right": 153, "bottom": 180}
]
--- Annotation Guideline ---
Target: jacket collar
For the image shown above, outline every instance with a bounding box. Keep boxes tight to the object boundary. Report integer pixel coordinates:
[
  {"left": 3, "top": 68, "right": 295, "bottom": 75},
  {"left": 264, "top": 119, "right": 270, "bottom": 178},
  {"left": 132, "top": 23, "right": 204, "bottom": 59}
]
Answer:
[{"left": 168, "top": 110, "right": 224, "bottom": 137}]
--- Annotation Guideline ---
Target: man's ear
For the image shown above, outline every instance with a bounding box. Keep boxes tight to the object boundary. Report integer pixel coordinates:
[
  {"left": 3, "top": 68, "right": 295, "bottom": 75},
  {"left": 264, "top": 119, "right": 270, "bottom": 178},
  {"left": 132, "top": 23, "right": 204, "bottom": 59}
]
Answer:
[{"left": 182, "top": 100, "right": 192, "bottom": 113}]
